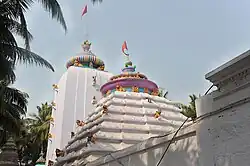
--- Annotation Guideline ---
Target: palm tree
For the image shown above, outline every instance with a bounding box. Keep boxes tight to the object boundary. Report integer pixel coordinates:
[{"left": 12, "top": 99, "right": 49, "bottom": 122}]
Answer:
[
  {"left": 16, "top": 119, "right": 33, "bottom": 165},
  {"left": 0, "top": 0, "right": 67, "bottom": 144},
  {"left": 0, "top": 83, "right": 29, "bottom": 146},
  {"left": 27, "top": 102, "right": 52, "bottom": 159},
  {"left": 15, "top": 118, "right": 41, "bottom": 165},
  {"left": 180, "top": 94, "right": 198, "bottom": 121},
  {"left": 0, "top": 0, "right": 67, "bottom": 83},
  {"left": 15, "top": 103, "right": 52, "bottom": 164}
]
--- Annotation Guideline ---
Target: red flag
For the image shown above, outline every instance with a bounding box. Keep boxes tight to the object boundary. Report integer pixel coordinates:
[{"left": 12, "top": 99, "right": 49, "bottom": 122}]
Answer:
[
  {"left": 82, "top": 5, "right": 88, "bottom": 17},
  {"left": 122, "top": 41, "right": 129, "bottom": 56}
]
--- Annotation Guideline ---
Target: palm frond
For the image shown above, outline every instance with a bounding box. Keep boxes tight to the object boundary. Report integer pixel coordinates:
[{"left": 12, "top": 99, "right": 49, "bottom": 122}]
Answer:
[
  {"left": 92, "top": 0, "right": 103, "bottom": 4},
  {"left": 0, "top": 55, "right": 16, "bottom": 83},
  {"left": 37, "top": 0, "right": 67, "bottom": 32},
  {"left": 17, "top": 8, "right": 32, "bottom": 50},
  {"left": 0, "top": 84, "right": 28, "bottom": 137},
  {"left": 1, "top": 44, "right": 54, "bottom": 71},
  {"left": 180, "top": 94, "right": 198, "bottom": 121}
]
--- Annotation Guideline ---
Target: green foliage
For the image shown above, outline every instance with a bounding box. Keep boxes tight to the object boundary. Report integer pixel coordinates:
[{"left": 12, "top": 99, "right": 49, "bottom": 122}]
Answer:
[
  {"left": 0, "top": 0, "right": 66, "bottom": 145},
  {"left": 180, "top": 94, "right": 198, "bottom": 121},
  {"left": 16, "top": 102, "right": 53, "bottom": 164},
  {"left": 28, "top": 102, "right": 52, "bottom": 144},
  {"left": 0, "top": 0, "right": 68, "bottom": 83},
  {"left": 0, "top": 83, "right": 29, "bottom": 146},
  {"left": 0, "top": 0, "right": 66, "bottom": 164}
]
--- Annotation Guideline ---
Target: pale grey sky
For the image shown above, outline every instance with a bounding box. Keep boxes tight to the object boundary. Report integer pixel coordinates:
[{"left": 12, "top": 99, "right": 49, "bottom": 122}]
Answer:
[{"left": 14, "top": 0, "right": 250, "bottom": 113}]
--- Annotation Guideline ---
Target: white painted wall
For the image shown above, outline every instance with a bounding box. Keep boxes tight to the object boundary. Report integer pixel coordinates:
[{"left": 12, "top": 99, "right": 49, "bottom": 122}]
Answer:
[
  {"left": 196, "top": 50, "right": 250, "bottom": 166},
  {"left": 46, "top": 72, "right": 67, "bottom": 164},
  {"left": 46, "top": 66, "right": 113, "bottom": 163},
  {"left": 84, "top": 125, "right": 198, "bottom": 166},
  {"left": 196, "top": 89, "right": 250, "bottom": 166}
]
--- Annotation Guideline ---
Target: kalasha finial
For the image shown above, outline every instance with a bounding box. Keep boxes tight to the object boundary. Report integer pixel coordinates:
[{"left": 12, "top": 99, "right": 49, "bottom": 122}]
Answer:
[{"left": 81, "top": 40, "right": 91, "bottom": 51}]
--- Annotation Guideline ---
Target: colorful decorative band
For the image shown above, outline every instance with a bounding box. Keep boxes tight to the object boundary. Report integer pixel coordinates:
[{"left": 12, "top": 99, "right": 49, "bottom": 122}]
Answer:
[
  {"left": 100, "top": 78, "right": 158, "bottom": 95},
  {"left": 110, "top": 72, "right": 147, "bottom": 81},
  {"left": 66, "top": 55, "right": 104, "bottom": 70},
  {"left": 103, "top": 86, "right": 159, "bottom": 97}
]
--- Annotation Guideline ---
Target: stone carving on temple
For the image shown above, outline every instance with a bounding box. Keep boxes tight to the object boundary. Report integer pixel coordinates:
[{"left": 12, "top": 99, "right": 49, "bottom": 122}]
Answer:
[
  {"left": 91, "top": 96, "right": 97, "bottom": 105},
  {"left": 102, "top": 105, "right": 108, "bottom": 114},
  {"left": 76, "top": 120, "right": 85, "bottom": 127},
  {"left": 92, "top": 76, "right": 97, "bottom": 86},
  {"left": 55, "top": 149, "right": 65, "bottom": 158},
  {"left": 154, "top": 110, "right": 162, "bottom": 118}
]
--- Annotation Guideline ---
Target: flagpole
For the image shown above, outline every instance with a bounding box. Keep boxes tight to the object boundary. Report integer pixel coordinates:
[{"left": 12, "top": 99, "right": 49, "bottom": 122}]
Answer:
[
  {"left": 85, "top": 10, "right": 89, "bottom": 40},
  {"left": 81, "top": 4, "right": 89, "bottom": 40}
]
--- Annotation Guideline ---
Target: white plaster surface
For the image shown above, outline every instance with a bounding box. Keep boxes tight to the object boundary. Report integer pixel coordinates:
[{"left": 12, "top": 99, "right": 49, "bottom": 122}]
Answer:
[
  {"left": 55, "top": 92, "right": 188, "bottom": 166},
  {"left": 196, "top": 50, "right": 250, "bottom": 166},
  {"left": 85, "top": 125, "right": 198, "bottom": 166},
  {"left": 46, "top": 66, "right": 113, "bottom": 164},
  {"left": 197, "top": 98, "right": 250, "bottom": 166}
]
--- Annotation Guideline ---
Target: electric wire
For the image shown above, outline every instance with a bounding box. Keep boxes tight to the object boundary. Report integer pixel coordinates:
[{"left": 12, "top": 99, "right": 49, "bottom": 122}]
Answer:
[{"left": 155, "top": 84, "right": 214, "bottom": 166}]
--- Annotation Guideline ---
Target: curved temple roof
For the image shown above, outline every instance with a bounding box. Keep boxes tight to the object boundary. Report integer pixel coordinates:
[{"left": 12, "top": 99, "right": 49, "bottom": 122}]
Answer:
[{"left": 100, "top": 59, "right": 159, "bottom": 96}]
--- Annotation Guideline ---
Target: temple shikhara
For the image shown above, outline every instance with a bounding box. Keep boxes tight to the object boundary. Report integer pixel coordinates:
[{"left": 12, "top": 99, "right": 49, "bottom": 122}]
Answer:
[
  {"left": 46, "top": 40, "right": 113, "bottom": 165},
  {"left": 46, "top": 40, "right": 187, "bottom": 166}
]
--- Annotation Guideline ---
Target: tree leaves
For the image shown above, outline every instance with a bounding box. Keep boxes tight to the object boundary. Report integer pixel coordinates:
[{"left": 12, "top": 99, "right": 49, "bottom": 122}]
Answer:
[
  {"left": 0, "top": 83, "right": 28, "bottom": 146},
  {"left": 180, "top": 94, "right": 198, "bottom": 121},
  {"left": 16, "top": 102, "right": 52, "bottom": 164},
  {"left": 37, "top": 0, "right": 67, "bottom": 32}
]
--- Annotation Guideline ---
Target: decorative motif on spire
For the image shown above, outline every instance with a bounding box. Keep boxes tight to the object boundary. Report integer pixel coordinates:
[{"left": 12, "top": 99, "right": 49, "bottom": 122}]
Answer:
[
  {"left": 91, "top": 96, "right": 97, "bottom": 105},
  {"left": 151, "top": 89, "right": 159, "bottom": 96},
  {"left": 154, "top": 109, "right": 161, "bottom": 119},
  {"left": 51, "top": 101, "right": 56, "bottom": 110},
  {"left": 87, "top": 133, "right": 96, "bottom": 144},
  {"left": 92, "top": 76, "right": 97, "bottom": 86},
  {"left": 81, "top": 40, "right": 91, "bottom": 52},
  {"left": 76, "top": 120, "right": 85, "bottom": 127},
  {"left": 52, "top": 84, "right": 59, "bottom": 92},
  {"left": 55, "top": 149, "right": 65, "bottom": 158},
  {"left": 74, "top": 59, "right": 83, "bottom": 67},
  {"left": 98, "top": 65, "right": 105, "bottom": 71},
  {"left": 48, "top": 133, "right": 53, "bottom": 138},
  {"left": 102, "top": 105, "right": 108, "bottom": 114},
  {"left": 71, "top": 132, "right": 75, "bottom": 138}
]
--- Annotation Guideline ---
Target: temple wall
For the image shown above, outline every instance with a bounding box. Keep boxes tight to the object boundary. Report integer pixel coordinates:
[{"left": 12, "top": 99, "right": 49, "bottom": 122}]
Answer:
[
  {"left": 46, "top": 72, "right": 67, "bottom": 163},
  {"left": 86, "top": 125, "right": 199, "bottom": 166},
  {"left": 196, "top": 50, "right": 250, "bottom": 166},
  {"left": 196, "top": 95, "right": 250, "bottom": 166},
  {"left": 46, "top": 66, "right": 113, "bottom": 163},
  {"left": 116, "top": 135, "right": 198, "bottom": 166},
  {"left": 60, "top": 67, "right": 112, "bottom": 147}
]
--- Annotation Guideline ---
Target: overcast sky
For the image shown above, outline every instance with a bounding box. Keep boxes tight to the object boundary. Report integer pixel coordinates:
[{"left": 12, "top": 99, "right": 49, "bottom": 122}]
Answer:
[{"left": 14, "top": 0, "right": 250, "bottom": 113}]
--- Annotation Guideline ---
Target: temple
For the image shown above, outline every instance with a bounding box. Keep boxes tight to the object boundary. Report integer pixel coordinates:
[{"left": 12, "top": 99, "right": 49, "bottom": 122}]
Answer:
[
  {"left": 52, "top": 42, "right": 187, "bottom": 166},
  {"left": 46, "top": 40, "right": 113, "bottom": 165}
]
